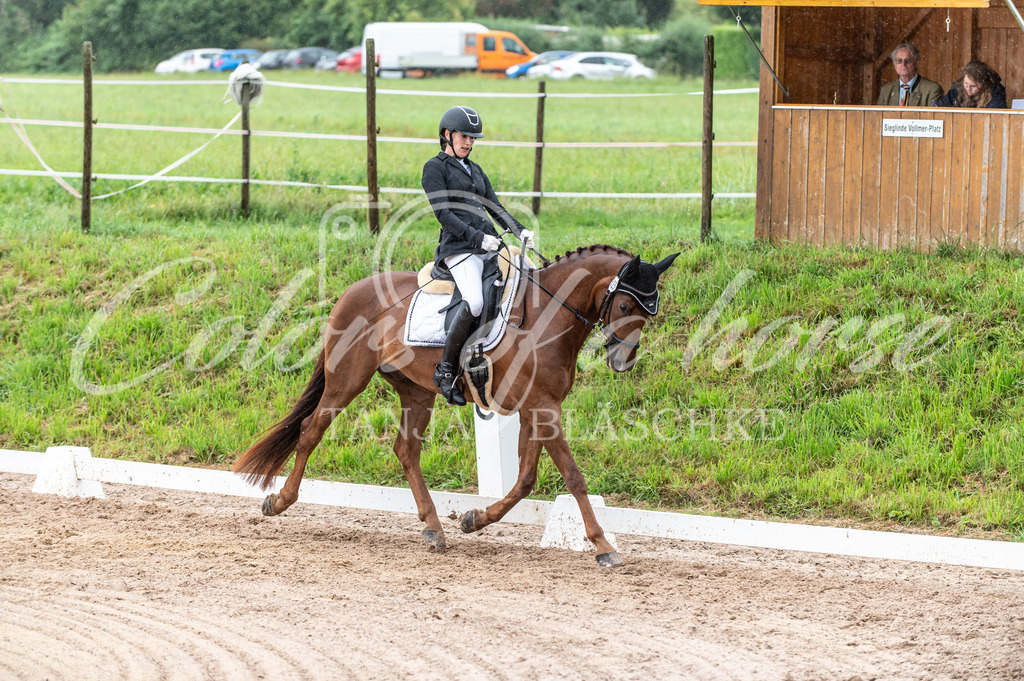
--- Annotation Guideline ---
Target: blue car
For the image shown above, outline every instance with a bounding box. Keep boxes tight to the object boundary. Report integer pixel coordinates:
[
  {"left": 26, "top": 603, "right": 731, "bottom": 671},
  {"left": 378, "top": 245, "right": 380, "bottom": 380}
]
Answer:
[
  {"left": 505, "top": 51, "right": 576, "bottom": 79},
  {"left": 210, "top": 49, "right": 262, "bottom": 72}
]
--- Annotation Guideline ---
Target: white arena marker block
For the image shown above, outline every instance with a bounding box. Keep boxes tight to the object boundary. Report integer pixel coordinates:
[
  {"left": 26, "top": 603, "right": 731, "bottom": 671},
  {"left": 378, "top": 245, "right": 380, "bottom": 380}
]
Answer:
[
  {"left": 473, "top": 411, "right": 520, "bottom": 498},
  {"left": 31, "top": 446, "right": 105, "bottom": 499},
  {"left": 540, "top": 494, "right": 616, "bottom": 552}
]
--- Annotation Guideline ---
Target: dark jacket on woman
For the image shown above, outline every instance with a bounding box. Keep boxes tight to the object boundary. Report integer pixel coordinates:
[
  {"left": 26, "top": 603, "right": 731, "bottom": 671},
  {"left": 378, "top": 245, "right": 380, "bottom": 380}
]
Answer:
[
  {"left": 934, "top": 82, "right": 1008, "bottom": 108},
  {"left": 422, "top": 152, "right": 527, "bottom": 264}
]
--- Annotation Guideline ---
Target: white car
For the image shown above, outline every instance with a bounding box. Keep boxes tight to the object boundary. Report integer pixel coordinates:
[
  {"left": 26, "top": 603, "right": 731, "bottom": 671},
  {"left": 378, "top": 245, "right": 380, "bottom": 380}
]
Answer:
[
  {"left": 529, "top": 52, "right": 656, "bottom": 81},
  {"left": 155, "top": 48, "right": 224, "bottom": 74}
]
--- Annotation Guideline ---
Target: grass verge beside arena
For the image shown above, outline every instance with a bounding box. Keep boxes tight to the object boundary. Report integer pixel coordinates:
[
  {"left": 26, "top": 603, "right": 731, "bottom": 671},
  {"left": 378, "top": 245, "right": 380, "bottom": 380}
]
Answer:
[{"left": 1, "top": 201, "right": 1022, "bottom": 542}]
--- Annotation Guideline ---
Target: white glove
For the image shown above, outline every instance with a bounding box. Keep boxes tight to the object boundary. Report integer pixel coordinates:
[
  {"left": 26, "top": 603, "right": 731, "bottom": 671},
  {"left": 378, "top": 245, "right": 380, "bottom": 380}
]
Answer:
[
  {"left": 519, "top": 229, "right": 534, "bottom": 250},
  {"left": 481, "top": 234, "right": 501, "bottom": 252}
]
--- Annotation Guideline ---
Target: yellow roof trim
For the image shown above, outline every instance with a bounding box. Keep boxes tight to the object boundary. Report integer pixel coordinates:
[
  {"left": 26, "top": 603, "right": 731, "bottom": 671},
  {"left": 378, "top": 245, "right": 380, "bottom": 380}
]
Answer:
[{"left": 699, "top": 0, "right": 988, "bottom": 6}]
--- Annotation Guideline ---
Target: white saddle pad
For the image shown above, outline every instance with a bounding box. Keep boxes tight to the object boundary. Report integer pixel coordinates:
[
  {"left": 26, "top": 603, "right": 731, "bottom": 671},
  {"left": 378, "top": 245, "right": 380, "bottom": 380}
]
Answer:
[{"left": 404, "top": 254, "right": 526, "bottom": 351}]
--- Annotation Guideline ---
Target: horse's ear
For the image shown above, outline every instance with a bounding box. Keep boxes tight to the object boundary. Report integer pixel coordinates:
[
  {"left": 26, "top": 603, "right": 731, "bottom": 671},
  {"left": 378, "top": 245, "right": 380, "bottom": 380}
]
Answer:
[
  {"left": 623, "top": 255, "right": 642, "bottom": 278},
  {"left": 653, "top": 252, "right": 680, "bottom": 277}
]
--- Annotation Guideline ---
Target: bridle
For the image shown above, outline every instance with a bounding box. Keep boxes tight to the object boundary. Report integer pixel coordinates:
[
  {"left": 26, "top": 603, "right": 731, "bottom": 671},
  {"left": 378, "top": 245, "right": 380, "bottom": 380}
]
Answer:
[{"left": 523, "top": 260, "right": 659, "bottom": 352}]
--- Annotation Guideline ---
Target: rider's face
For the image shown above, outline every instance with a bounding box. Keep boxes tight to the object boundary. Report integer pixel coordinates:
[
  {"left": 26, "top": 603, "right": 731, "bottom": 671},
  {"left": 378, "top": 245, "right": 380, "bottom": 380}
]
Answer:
[
  {"left": 963, "top": 75, "right": 981, "bottom": 97},
  {"left": 444, "top": 130, "right": 475, "bottom": 157}
]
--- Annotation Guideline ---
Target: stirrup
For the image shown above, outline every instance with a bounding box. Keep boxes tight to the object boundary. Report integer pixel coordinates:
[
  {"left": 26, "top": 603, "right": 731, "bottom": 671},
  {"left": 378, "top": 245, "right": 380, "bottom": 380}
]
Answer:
[{"left": 433, "top": 362, "right": 467, "bottom": 406}]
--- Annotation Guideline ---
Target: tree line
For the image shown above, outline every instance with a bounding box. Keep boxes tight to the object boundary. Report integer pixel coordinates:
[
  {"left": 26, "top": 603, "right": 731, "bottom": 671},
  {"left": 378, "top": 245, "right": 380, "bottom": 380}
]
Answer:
[{"left": 0, "top": 0, "right": 759, "bottom": 76}]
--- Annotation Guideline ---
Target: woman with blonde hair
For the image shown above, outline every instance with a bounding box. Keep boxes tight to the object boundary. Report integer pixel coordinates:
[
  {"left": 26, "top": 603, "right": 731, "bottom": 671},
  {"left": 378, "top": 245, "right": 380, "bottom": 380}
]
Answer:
[{"left": 935, "top": 61, "right": 1008, "bottom": 108}]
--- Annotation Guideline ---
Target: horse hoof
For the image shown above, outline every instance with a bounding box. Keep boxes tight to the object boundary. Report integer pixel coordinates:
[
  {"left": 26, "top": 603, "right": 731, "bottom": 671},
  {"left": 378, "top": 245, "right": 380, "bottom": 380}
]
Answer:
[
  {"left": 596, "top": 551, "right": 624, "bottom": 568},
  {"left": 261, "top": 495, "right": 278, "bottom": 517},
  {"left": 460, "top": 510, "right": 478, "bottom": 534},
  {"left": 423, "top": 529, "right": 447, "bottom": 549}
]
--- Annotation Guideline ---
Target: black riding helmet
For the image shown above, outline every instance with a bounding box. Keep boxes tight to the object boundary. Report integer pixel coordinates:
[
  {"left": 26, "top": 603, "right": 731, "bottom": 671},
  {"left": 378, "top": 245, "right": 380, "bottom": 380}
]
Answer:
[{"left": 438, "top": 106, "right": 483, "bottom": 155}]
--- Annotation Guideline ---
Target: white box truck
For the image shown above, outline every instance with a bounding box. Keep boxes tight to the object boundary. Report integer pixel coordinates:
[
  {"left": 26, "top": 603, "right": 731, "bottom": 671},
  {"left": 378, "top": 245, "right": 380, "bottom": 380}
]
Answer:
[{"left": 361, "top": 22, "right": 535, "bottom": 78}]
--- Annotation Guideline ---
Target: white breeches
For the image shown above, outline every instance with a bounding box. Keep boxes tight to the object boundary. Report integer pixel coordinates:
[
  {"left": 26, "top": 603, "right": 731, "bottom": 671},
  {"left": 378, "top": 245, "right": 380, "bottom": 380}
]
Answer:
[{"left": 445, "top": 252, "right": 493, "bottom": 317}]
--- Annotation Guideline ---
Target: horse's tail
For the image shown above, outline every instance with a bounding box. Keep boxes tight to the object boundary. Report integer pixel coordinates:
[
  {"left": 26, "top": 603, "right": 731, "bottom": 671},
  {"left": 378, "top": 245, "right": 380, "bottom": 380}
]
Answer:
[{"left": 231, "top": 351, "right": 326, "bottom": 490}]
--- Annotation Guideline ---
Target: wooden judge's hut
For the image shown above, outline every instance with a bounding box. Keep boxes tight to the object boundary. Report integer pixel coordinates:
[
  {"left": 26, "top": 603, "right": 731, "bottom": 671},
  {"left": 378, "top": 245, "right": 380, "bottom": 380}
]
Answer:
[{"left": 704, "top": 0, "right": 1024, "bottom": 251}]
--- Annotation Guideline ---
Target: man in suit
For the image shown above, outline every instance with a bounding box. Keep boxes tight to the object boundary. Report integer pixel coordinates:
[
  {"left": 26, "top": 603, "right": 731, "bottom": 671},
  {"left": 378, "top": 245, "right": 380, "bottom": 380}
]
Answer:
[{"left": 877, "top": 42, "right": 943, "bottom": 107}]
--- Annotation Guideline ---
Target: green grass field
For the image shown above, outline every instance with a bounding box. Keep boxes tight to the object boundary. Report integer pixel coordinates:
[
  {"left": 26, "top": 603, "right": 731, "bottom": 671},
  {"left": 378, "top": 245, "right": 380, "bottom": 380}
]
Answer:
[{"left": 2, "top": 71, "right": 1023, "bottom": 541}]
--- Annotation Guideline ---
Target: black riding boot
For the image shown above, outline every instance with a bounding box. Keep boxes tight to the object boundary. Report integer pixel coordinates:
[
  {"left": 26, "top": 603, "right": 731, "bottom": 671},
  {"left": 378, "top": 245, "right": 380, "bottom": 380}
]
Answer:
[{"left": 433, "top": 301, "right": 478, "bottom": 406}]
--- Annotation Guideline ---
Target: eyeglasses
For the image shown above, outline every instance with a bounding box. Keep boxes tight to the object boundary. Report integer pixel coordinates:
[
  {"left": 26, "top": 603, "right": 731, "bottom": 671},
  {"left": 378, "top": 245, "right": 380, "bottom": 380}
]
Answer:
[{"left": 893, "top": 58, "right": 917, "bottom": 64}]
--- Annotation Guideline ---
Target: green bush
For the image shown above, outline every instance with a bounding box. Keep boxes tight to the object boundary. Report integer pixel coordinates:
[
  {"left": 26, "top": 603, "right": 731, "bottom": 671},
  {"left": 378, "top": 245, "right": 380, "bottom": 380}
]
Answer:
[
  {"left": 553, "top": 26, "right": 607, "bottom": 52},
  {"left": 711, "top": 24, "right": 760, "bottom": 79},
  {"left": 23, "top": 0, "right": 296, "bottom": 73},
  {"left": 654, "top": 16, "right": 712, "bottom": 76},
  {"left": 478, "top": 18, "right": 555, "bottom": 54}
]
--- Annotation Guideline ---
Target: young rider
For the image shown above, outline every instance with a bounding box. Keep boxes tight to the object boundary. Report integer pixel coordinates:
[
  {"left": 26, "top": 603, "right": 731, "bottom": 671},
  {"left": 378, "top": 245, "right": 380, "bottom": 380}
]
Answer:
[{"left": 421, "top": 105, "right": 533, "bottom": 406}]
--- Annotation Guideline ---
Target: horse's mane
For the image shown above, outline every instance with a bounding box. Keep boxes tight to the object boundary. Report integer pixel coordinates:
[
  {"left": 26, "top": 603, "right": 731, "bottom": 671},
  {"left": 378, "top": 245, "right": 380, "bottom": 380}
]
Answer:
[{"left": 542, "top": 244, "right": 635, "bottom": 269}]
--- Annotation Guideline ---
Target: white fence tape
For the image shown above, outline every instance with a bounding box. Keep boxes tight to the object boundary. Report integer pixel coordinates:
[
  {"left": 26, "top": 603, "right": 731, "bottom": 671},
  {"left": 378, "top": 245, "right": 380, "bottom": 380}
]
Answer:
[
  {"left": 0, "top": 117, "right": 756, "bottom": 148},
  {"left": 0, "top": 168, "right": 754, "bottom": 199},
  {"left": 3, "top": 446, "right": 1023, "bottom": 570},
  {"left": 0, "top": 85, "right": 83, "bottom": 198},
  {"left": 0, "top": 76, "right": 757, "bottom": 201},
  {"left": 1, "top": 76, "right": 758, "bottom": 99},
  {"left": 90, "top": 112, "right": 241, "bottom": 200},
  {"left": 0, "top": 78, "right": 222, "bottom": 85}
]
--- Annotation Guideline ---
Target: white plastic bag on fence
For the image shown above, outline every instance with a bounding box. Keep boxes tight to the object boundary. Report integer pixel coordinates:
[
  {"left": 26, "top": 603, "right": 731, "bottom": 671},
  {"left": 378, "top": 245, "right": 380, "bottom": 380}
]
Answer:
[{"left": 224, "top": 63, "right": 266, "bottom": 107}]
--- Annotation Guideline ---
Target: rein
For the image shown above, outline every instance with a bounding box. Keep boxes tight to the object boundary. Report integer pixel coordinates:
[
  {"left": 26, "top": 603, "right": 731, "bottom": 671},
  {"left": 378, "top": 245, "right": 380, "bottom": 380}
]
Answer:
[
  {"left": 520, "top": 261, "right": 644, "bottom": 351},
  {"left": 496, "top": 233, "right": 655, "bottom": 352}
]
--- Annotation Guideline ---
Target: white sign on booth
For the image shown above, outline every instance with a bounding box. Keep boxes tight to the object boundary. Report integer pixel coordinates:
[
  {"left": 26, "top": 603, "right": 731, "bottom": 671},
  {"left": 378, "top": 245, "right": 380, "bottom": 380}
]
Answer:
[{"left": 882, "top": 119, "right": 944, "bottom": 138}]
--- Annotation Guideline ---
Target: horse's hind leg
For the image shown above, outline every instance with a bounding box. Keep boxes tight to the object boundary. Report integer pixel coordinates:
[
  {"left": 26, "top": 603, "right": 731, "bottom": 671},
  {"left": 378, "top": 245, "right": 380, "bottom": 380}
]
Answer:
[
  {"left": 263, "top": 365, "right": 375, "bottom": 517},
  {"left": 385, "top": 375, "right": 443, "bottom": 548}
]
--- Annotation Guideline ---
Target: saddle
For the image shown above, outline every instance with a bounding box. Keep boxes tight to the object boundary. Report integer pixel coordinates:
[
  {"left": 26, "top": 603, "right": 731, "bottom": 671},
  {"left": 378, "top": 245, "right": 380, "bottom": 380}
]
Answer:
[
  {"left": 405, "top": 247, "right": 532, "bottom": 413},
  {"left": 416, "top": 246, "right": 524, "bottom": 295},
  {"left": 415, "top": 246, "right": 528, "bottom": 333}
]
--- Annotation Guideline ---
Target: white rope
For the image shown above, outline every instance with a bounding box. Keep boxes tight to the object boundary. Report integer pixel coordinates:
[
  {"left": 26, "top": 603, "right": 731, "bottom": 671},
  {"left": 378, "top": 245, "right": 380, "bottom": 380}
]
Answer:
[
  {"left": 90, "top": 112, "right": 241, "bottom": 200},
  {"left": 0, "top": 81, "right": 82, "bottom": 198},
  {"left": 0, "top": 168, "right": 755, "bottom": 199}
]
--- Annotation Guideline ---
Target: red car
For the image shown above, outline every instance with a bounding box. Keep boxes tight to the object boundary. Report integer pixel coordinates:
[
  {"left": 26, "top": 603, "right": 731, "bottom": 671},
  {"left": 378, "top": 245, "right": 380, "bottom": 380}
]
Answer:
[{"left": 335, "top": 47, "right": 361, "bottom": 73}]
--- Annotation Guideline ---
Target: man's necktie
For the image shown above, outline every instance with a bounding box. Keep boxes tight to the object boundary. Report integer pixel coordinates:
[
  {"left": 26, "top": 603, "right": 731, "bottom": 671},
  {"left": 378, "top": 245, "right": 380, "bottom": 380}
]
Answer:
[{"left": 900, "top": 84, "right": 910, "bottom": 106}]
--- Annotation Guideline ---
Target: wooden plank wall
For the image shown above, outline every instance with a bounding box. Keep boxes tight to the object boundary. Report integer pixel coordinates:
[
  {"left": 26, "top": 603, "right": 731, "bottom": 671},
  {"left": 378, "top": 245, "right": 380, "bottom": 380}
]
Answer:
[
  {"left": 765, "top": 108, "right": 1024, "bottom": 251},
  {"left": 777, "top": 7, "right": 875, "bottom": 105},
  {"left": 776, "top": 6, "right": 1023, "bottom": 106},
  {"left": 977, "top": 9, "right": 1024, "bottom": 105},
  {"left": 756, "top": 6, "right": 1024, "bottom": 250},
  {"left": 874, "top": 8, "right": 974, "bottom": 103}
]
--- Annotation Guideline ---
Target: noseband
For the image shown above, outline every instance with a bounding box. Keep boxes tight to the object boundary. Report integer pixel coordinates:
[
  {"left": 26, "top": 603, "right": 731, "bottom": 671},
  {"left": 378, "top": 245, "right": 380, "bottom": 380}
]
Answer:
[{"left": 594, "top": 262, "right": 660, "bottom": 351}]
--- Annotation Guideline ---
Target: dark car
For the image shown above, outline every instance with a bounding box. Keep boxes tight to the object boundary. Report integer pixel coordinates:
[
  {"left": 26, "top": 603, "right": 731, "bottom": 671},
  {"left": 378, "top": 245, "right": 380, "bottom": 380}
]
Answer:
[
  {"left": 335, "top": 46, "right": 361, "bottom": 73},
  {"left": 210, "top": 49, "right": 262, "bottom": 72},
  {"left": 284, "top": 47, "right": 339, "bottom": 69},
  {"left": 253, "top": 49, "right": 291, "bottom": 70}
]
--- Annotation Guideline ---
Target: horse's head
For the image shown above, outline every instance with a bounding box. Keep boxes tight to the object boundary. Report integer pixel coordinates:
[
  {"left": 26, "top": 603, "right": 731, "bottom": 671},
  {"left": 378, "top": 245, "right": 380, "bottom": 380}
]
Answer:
[{"left": 598, "top": 252, "right": 679, "bottom": 373}]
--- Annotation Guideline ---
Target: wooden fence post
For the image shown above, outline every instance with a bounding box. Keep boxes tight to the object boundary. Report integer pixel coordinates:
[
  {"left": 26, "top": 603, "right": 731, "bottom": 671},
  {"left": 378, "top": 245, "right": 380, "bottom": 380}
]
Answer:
[
  {"left": 241, "top": 81, "right": 251, "bottom": 218},
  {"left": 701, "top": 35, "right": 715, "bottom": 243},
  {"left": 81, "top": 42, "right": 93, "bottom": 234},
  {"left": 532, "top": 81, "right": 546, "bottom": 217},
  {"left": 365, "top": 38, "right": 380, "bottom": 235}
]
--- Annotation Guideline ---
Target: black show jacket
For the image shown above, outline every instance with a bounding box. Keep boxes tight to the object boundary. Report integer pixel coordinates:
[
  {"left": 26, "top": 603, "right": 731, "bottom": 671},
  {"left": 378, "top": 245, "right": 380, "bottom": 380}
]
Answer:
[{"left": 421, "top": 151, "right": 526, "bottom": 264}]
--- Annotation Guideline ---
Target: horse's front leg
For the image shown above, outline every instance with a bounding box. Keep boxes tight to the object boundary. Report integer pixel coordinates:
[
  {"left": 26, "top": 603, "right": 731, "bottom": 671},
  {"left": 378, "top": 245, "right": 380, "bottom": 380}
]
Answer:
[
  {"left": 460, "top": 415, "right": 542, "bottom": 533},
  {"left": 530, "top": 409, "right": 621, "bottom": 567}
]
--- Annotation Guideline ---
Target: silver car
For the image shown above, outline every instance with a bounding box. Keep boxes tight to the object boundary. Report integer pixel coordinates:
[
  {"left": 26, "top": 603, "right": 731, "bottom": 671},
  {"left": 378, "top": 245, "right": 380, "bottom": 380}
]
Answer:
[
  {"left": 155, "top": 48, "right": 224, "bottom": 74},
  {"left": 529, "top": 52, "right": 656, "bottom": 81}
]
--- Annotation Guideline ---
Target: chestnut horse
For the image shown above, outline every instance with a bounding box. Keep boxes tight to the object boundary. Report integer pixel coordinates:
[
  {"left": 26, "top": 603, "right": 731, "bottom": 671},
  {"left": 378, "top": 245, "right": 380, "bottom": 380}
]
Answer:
[{"left": 232, "top": 244, "right": 678, "bottom": 567}]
